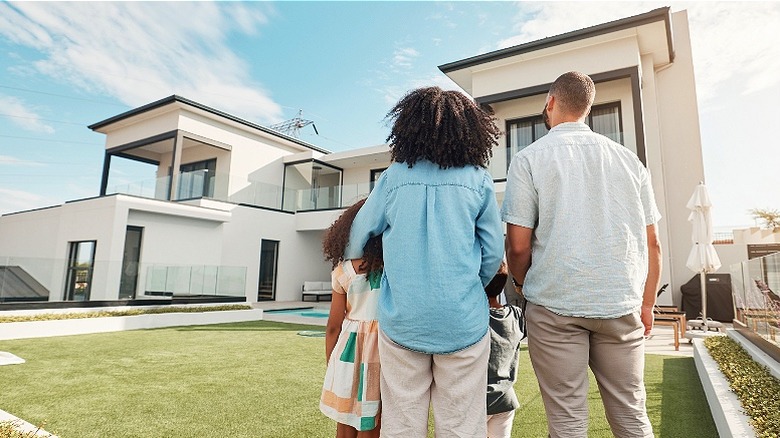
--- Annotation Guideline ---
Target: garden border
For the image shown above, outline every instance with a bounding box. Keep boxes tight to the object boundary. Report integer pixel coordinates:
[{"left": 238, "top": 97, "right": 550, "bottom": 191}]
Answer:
[
  {"left": 0, "top": 308, "right": 264, "bottom": 341},
  {"left": 693, "top": 335, "right": 755, "bottom": 438},
  {"left": 0, "top": 409, "right": 57, "bottom": 437}
]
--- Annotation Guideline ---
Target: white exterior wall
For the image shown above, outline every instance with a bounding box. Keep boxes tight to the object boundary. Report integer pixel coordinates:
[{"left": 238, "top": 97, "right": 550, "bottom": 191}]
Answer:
[
  {"left": 102, "top": 110, "right": 180, "bottom": 149},
  {"left": 653, "top": 10, "right": 706, "bottom": 305},
  {"left": 471, "top": 35, "right": 641, "bottom": 98}
]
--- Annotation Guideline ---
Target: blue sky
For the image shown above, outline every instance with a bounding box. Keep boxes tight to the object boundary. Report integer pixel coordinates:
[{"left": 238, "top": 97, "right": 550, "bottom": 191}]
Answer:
[{"left": 0, "top": 1, "right": 778, "bottom": 230}]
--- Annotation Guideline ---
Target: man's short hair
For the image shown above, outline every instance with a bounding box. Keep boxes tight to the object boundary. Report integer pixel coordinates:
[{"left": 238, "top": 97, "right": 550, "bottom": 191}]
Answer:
[{"left": 549, "top": 71, "right": 595, "bottom": 117}]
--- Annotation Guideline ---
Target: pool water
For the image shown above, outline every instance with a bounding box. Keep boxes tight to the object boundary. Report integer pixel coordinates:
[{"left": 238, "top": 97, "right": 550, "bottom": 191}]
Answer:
[{"left": 265, "top": 308, "right": 329, "bottom": 318}]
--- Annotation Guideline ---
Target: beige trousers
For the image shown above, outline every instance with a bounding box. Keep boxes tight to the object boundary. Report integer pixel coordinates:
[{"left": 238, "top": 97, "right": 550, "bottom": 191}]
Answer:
[
  {"left": 486, "top": 410, "right": 515, "bottom": 438},
  {"left": 377, "top": 328, "right": 489, "bottom": 438},
  {"left": 526, "top": 302, "right": 654, "bottom": 438}
]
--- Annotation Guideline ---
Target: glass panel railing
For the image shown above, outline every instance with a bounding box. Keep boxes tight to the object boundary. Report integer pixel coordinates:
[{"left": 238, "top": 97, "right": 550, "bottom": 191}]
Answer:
[
  {"left": 106, "top": 172, "right": 373, "bottom": 213},
  {"left": 731, "top": 252, "right": 780, "bottom": 350},
  {"left": 0, "top": 256, "right": 248, "bottom": 303},
  {"left": 143, "top": 264, "right": 247, "bottom": 298}
]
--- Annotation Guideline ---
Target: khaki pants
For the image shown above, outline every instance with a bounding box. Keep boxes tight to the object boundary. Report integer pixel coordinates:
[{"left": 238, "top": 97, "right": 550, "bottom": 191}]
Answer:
[
  {"left": 526, "top": 302, "right": 653, "bottom": 438},
  {"left": 486, "top": 410, "right": 515, "bottom": 438},
  {"left": 377, "top": 328, "right": 489, "bottom": 438}
]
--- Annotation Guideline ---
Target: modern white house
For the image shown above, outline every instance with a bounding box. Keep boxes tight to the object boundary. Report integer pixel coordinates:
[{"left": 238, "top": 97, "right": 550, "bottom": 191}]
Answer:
[{"left": 0, "top": 7, "right": 713, "bottom": 308}]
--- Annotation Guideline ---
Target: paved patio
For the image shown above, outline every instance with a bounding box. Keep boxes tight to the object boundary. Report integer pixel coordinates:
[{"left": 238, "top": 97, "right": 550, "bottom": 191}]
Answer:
[{"left": 253, "top": 301, "right": 697, "bottom": 357}]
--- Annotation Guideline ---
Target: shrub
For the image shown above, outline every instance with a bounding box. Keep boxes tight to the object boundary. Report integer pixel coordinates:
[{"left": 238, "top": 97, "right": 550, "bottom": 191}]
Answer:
[
  {"left": 0, "top": 305, "right": 251, "bottom": 324},
  {"left": 704, "top": 336, "right": 780, "bottom": 438},
  {"left": 0, "top": 420, "right": 54, "bottom": 438}
]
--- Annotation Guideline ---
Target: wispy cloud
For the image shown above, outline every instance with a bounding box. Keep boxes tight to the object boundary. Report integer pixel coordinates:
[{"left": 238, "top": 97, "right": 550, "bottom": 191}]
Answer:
[
  {"left": 0, "top": 95, "right": 54, "bottom": 134},
  {"left": 0, "top": 2, "right": 283, "bottom": 124},
  {"left": 0, "top": 154, "right": 45, "bottom": 166},
  {"left": 0, "top": 188, "right": 52, "bottom": 214},
  {"left": 497, "top": 2, "right": 780, "bottom": 104},
  {"left": 393, "top": 47, "right": 420, "bottom": 69}
]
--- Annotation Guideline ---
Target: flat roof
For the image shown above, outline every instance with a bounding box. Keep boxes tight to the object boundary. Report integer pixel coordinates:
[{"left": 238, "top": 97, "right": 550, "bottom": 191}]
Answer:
[
  {"left": 88, "top": 95, "right": 330, "bottom": 154},
  {"left": 439, "top": 7, "right": 673, "bottom": 73}
]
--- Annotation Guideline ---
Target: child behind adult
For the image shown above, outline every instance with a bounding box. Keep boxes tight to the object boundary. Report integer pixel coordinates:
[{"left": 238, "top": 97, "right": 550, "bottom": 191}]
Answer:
[
  {"left": 320, "top": 198, "right": 383, "bottom": 438},
  {"left": 344, "top": 86, "right": 505, "bottom": 437},
  {"left": 485, "top": 262, "right": 525, "bottom": 438}
]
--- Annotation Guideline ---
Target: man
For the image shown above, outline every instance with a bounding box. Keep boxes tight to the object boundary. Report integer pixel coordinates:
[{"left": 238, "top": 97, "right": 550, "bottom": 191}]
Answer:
[{"left": 502, "top": 71, "right": 662, "bottom": 438}]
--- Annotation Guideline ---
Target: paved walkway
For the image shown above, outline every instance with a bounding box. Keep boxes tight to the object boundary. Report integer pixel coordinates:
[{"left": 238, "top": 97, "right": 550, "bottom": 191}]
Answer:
[{"left": 253, "top": 301, "right": 696, "bottom": 357}]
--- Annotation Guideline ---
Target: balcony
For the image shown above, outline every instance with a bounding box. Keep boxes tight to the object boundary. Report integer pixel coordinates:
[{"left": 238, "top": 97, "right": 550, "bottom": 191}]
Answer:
[{"left": 106, "top": 170, "right": 373, "bottom": 213}]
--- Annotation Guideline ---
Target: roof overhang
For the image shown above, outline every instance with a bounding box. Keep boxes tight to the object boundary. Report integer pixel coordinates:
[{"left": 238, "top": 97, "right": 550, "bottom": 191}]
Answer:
[
  {"left": 439, "top": 7, "right": 674, "bottom": 95},
  {"left": 88, "top": 95, "right": 331, "bottom": 154}
]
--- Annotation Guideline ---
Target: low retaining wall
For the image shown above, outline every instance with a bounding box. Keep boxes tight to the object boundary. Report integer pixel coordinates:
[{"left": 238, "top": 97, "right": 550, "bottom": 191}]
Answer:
[
  {"left": 0, "top": 309, "right": 264, "bottom": 341},
  {"left": 693, "top": 335, "right": 755, "bottom": 438}
]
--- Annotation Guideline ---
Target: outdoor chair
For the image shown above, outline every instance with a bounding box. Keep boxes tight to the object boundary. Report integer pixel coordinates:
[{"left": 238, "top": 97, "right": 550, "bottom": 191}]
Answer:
[{"left": 652, "top": 284, "right": 684, "bottom": 350}]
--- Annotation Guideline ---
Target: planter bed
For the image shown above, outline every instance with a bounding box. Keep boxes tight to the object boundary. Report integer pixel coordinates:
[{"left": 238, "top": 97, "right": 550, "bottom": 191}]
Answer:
[{"left": 0, "top": 308, "right": 264, "bottom": 341}]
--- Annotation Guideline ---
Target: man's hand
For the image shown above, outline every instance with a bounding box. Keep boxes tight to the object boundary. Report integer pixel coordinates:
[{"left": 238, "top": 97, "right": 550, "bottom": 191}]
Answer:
[{"left": 641, "top": 304, "right": 654, "bottom": 337}]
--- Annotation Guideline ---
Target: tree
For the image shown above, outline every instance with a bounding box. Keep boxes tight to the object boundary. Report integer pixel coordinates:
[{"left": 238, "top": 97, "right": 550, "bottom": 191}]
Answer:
[{"left": 749, "top": 208, "right": 780, "bottom": 230}]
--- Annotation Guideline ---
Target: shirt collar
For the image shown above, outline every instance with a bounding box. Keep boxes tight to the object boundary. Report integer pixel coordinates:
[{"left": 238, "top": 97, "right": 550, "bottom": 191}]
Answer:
[{"left": 549, "top": 121, "right": 591, "bottom": 132}]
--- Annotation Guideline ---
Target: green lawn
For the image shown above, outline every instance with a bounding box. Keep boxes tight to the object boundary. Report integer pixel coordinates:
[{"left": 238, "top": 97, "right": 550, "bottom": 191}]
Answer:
[{"left": 0, "top": 321, "right": 717, "bottom": 437}]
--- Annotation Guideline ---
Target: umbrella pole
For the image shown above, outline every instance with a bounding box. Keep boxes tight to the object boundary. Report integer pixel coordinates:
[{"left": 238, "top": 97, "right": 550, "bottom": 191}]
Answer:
[{"left": 700, "top": 272, "right": 708, "bottom": 326}]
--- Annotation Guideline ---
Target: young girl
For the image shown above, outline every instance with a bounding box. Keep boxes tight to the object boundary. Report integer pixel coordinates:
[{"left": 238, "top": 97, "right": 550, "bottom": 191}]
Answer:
[{"left": 320, "top": 198, "right": 383, "bottom": 438}]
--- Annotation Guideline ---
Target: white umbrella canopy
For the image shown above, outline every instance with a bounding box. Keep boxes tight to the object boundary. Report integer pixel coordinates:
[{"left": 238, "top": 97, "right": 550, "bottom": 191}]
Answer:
[{"left": 685, "top": 182, "right": 721, "bottom": 324}]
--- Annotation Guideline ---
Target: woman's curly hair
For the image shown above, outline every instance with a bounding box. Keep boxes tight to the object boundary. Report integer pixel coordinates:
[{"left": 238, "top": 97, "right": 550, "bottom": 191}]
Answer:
[
  {"left": 386, "top": 86, "right": 501, "bottom": 169},
  {"left": 322, "top": 198, "right": 383, "bottom": 273}
]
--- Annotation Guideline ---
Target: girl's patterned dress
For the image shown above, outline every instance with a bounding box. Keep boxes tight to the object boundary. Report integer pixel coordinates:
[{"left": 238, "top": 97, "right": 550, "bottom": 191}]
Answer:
[{"left": 320, "top": 261, "right": 381, "bottom": 431}]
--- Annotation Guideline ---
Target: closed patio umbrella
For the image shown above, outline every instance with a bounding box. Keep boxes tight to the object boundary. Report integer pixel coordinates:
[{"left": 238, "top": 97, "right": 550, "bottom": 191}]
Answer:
[{"left": 685, "top": 182, "right": 721, "bottom": 328}]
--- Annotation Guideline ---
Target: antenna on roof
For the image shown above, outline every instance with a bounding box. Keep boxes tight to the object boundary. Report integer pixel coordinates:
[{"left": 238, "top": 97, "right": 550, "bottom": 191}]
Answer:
[{"left": 269, "top": 110, "right": 319, "bottom": 138}]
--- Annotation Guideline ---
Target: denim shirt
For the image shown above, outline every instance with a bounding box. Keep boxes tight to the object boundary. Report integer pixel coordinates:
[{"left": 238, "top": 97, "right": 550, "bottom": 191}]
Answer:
[{"left": 345, "top": 160, "right": 504, "bottom": 354}]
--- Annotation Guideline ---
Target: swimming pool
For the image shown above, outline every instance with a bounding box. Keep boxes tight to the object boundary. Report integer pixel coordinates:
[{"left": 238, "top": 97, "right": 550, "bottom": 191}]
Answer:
[{"left": 264, "top": 308, "right": 329, "bottom": 319}]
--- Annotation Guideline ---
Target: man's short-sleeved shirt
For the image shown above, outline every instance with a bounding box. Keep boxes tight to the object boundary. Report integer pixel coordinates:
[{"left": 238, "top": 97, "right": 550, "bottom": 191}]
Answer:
[{"left": 501, "top": 122, "right": 661, "bottom": 318}]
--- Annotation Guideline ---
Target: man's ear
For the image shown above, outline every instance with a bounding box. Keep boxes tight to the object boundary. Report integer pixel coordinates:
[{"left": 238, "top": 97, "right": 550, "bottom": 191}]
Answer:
[{"left": 546, "top": 95, "right": 556, "bottom": 112}]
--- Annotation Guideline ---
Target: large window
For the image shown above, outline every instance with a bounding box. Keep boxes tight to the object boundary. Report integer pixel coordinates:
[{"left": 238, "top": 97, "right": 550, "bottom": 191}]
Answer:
[
  {"left": 65, "top": 241, "right": 96, "bottom": 301},
  {"left": 178, "top": 158, "right": 216, "bottom": 199},
  {"left": 505, "top": 101, "right": 624, "bottom": 166},
  {"left": 282, "top": 160, "right": 342, "bottom": 211}
]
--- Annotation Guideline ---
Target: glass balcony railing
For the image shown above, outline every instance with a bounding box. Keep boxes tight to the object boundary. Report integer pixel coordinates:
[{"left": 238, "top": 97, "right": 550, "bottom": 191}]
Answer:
[
  {"left": 107, "top": 172, "right": 374, "bottom": 213},
  {"left": 0, "top": 256, "right": 247, "bottom": 303},
  {"left": 731, "top": 252, "right": 780, "bottom": 350}
]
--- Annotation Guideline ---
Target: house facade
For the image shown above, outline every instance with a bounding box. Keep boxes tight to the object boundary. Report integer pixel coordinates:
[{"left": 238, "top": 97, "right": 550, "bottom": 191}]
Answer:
[{"left": 0, "top": 8, "right": 707, "bottom": 307}]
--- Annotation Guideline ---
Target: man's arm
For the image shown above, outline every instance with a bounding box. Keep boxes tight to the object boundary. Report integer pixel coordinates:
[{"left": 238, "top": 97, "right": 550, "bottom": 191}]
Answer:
[
  {"left": 641, "top": 223, "right": 662, "bottom": 336},
  {"left": 505, "top": 223, "right": 533, "bottom": 288}
]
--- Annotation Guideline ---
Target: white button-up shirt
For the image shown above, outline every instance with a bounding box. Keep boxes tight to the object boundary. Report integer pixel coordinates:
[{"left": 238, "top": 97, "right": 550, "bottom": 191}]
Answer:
[{"left": 502, "top": 122, "right": 661, "bottom": 318}]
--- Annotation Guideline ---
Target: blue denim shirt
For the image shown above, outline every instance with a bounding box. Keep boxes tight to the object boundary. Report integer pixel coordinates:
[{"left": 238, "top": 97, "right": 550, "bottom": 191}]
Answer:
[{"left": 345, "top": 160, "right": 504, "bottom": 354}]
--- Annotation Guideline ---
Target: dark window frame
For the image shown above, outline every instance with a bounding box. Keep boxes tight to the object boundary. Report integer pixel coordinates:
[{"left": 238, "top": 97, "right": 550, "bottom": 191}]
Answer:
[{"left": 64, "top": 240, "right": 97, "bottom": 301}]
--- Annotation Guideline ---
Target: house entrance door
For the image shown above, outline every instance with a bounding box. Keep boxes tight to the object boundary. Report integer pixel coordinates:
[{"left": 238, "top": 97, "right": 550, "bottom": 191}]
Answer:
[
  {"left": 119, "top": 226, "right": 143, "bottom": 299},
  {"left": 258, "top": 240, "right": 279, "bottom": 301}
]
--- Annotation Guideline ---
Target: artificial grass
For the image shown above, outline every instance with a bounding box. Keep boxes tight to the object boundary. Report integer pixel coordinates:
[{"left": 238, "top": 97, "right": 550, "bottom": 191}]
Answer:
[{"left": 0, "top": 321, "right": 717, "bottom": 437}]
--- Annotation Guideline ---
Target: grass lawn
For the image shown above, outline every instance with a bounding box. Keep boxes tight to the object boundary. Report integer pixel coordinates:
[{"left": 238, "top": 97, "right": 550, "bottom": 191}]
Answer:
[{"left": 0, "top": 321, "right": 717, "bottom": 437}]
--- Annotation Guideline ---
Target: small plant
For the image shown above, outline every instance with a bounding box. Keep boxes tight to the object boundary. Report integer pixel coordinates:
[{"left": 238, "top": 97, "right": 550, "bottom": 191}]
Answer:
[
  {"left": 704, "top": 336, "right": 780, "bottom": 438},
  {"left": 0, "top": 420, "right": 55, "bottom": 438},
  {"left": 0, "top": 304, "right": 251, "bottom": 323},
  {"left": 749, "top": 208, "right": 780, "bottom": 230}
]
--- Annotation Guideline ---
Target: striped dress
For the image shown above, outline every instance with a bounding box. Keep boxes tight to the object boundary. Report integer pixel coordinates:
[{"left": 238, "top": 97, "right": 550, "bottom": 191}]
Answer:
[{"left": 320, "top": 261, "right": 381, "bottom": 431}]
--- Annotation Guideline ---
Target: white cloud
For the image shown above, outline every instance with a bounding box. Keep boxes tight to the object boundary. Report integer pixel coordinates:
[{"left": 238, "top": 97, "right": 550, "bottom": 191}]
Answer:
[
  {"left": 0, "top": 188, "right": 52, "bottom": 214},
  {"left": 0, "top": 155, "right": 44, "bottom": 166},
  {"left": 0, "top": 95, "right": 55, "bottom": 134},
  {"left": 498, "top": 2, "right": 780, "bottom": 105},
  {"left": 393, "top": 47, "right": 420, "bottom": 69},
  {"left": 0, "top": 2, "right": 283, "bottom": 124}
]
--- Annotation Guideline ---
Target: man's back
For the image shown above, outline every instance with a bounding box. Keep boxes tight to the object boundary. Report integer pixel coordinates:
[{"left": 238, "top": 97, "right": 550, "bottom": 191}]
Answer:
[{"left": 502, "top": 122, "right": 661, "bottom": 318}]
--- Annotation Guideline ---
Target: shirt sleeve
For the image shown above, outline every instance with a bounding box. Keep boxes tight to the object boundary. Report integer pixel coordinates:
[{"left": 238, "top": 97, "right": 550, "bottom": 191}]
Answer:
[
  {"left": 640, "top": 169, "right": 662, "bottom": 225},
  {"left": 331, "top": 264, "right": 348, "bottom": 294},
  {"left": 477, "top": 173, "right": 506, "bottom": 287},
  {"left": 344, "top": 172, "right": 389, "bottom": 260},
  {"left": 501, "top": 154, "right": 538, "bottom": 229}
]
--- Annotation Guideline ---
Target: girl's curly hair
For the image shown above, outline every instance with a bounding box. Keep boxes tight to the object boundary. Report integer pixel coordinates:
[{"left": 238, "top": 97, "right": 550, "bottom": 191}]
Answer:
[
  {"left": 386, "top": 86, "right": 501, "bottom": 169},
  {"left": 322, "top": 198, "right": 383, "bottom": 273}
]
